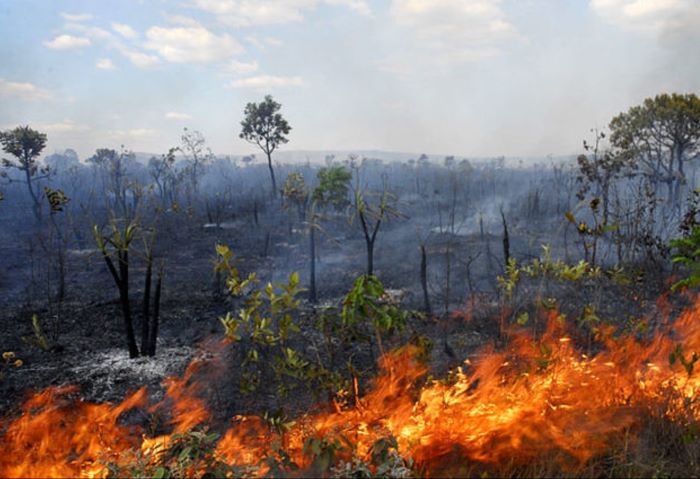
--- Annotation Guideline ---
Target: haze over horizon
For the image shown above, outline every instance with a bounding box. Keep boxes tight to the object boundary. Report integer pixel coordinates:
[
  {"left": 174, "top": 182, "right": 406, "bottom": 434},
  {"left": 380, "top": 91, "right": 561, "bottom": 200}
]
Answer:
[{"left": 1, "top": 0, "right": 698, "bottom": 160}]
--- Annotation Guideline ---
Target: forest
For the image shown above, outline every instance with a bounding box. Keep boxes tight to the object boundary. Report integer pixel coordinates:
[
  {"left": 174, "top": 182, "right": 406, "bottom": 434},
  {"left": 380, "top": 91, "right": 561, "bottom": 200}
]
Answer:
[{"left": 2, "top": 92, "right": 700, "bottom": 477}]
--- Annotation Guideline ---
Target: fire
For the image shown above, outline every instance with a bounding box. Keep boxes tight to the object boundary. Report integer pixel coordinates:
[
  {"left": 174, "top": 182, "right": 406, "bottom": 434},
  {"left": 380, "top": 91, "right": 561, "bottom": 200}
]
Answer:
[{"left": 4, "top": 297, "right": 700, "bottom": 477}]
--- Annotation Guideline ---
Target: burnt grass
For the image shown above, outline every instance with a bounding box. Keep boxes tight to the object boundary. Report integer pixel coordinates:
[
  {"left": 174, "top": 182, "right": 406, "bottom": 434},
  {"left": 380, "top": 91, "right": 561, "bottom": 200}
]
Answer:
[{"left": 0, "top": 203, "right": 693, "bottom": 474}]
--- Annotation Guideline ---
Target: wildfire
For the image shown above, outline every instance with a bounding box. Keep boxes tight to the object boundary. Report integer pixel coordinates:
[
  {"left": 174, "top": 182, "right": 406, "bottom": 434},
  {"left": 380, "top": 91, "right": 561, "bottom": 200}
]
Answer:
[{"left": 4, "top": 297, "right": 700, "bottom": 477}]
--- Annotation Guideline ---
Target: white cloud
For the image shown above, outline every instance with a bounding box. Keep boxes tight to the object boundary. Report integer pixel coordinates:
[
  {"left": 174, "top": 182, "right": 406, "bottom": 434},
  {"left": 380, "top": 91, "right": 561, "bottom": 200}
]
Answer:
[
  {"left": 389, "top": 0, "right": 519, "bottom": 62},
  {"left": 590, "top": 0, "right": 699, "bottom": 31},
  {"left": 110, "top": 128, "right": 158, "bottom": 139},
  {"left": 144, "top": 24, "right": 243, "bottom": 63},
  {"left": 192, "top": 0, "right": 312, "bottom": 25},
  {"left": 226, "top": 59, "right": 259, "bottom": 74},
  {"left": 165, "top": 112, "right": 192, "bottom": 121},
  {"left": 191, "top": 0, "right": 370, "bottom": 26},
  {"left": 60, "top": 12, "right": 93, "bottom": 22},
  {"left": 64, "top": 22, "right": 113, "bottom": 41},
  {"left": 112, "top": 22, "right": 138, "bottom": 39},
  {"left": 0, "top": 79, "right": 51, "bottom": 101},
  {"left": 63, "top": 22, "right": 158, "bottom": 68},
  {"left": 325, "top": 0, "right": 371, "bottom": 15},
  {"left": 245, "top": 35, "right": 265, "bottom": 49},
  {"left": 244, "top": 35, "right": 282, "bottom": 49},
  {"left": 44, "top": 34, "right": 91, "bottom": 50},
  {"left": 122, "top": 50, "right": 160, "bottom": 68},
  {"left": 39, "top": 120, "right": 90, "bottom": 133},
  {"left": 229, "top": 75, "right": 303, "bottom": 88},
  {"left": 163, "top": 14, "right": 202, "bottom": 27},
  {"left": 265, "top": 37, "right": 283, "bottom": 47},
  {"left": 96, "top": 58, "right": 116, "bottom": 70}
]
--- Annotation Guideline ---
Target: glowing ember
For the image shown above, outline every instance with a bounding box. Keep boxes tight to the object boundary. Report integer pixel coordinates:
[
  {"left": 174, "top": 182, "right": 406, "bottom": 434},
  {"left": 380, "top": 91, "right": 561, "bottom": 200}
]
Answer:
[{"left": 4, "top": 297, "right": 700, "bottom": 477}]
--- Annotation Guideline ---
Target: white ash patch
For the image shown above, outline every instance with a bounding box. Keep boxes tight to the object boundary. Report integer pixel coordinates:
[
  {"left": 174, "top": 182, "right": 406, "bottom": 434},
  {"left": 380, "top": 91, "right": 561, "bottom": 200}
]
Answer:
[
  {"left": 68, "top": 248, "right": 100, "bottom": 257},
  {"left": 67, "top": 345, "right": 196, "bottom": 402},
  {"left": 202, "top": 221, "right": 241, "bottom": 230}
]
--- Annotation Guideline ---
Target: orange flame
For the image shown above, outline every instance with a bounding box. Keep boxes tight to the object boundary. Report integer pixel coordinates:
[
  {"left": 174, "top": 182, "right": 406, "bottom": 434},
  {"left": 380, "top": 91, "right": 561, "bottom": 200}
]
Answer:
[{"left": 4, "top": 297, "right": 700, "bottom": 477}]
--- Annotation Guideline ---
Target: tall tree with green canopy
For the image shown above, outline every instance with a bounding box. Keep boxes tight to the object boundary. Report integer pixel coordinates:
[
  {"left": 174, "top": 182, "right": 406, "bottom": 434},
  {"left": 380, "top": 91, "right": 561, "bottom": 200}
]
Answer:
[
  {"left": 239, "top": 95, "right": 291, "bottom": 197},
  {"left": 609, "top": 93, "right": 700, "bottom": 209},
  {"left": 0, "top": 125, "right": 49, "bottom": 222}
]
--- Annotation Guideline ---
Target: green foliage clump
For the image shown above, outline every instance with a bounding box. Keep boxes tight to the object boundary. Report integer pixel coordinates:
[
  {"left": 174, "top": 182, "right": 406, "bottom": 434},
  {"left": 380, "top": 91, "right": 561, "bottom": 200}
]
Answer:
[
  {"left": 314, "top": 166, "right": 353, "bottom": 210},
  {"left": 330, "top": 435, "right": 415, "bottom": 478},
  {"left": 669, "top": 344, "right": 700, "bottom": 378},
  {"left": 22, "top": 314, "right": 50, "bottom": 351},
  {"left": 497, "top": 245, "right": 610, "bottom": 302},
  {"left": 105, "top": 431, "right": 256, "bottom": 479},
  {"left": 44, "top": 187, "right": 70, "bottom": 214},
  {"left": 670, "top": 225, "right": 700, "bottom": 292},
  {"left": 342, "top": 275, "right": 408, "bottom": 356},
  {"left": 216, "top": 243, "right": 309, "bottom": 396}
]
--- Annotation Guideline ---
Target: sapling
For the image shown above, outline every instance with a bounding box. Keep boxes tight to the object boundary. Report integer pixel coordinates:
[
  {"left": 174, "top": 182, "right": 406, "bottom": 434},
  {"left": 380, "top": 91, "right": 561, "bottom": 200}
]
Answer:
[
  {"left": 282, "top": 166, "right": 351, "bottom": 303},
  {"left": 348, "top": 176, "right": 402, "bottom": 276},
  {"left": 93, "top": 220, "right": 139, "bottom": 358}
]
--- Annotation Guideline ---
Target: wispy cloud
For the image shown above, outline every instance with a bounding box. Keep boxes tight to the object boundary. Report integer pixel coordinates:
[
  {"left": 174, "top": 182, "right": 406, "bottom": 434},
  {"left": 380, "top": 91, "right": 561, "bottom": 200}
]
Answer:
[
  {"left": 110, "top": 128, "right": 158, "bottom": 139},
  {"left": 38, "top": 120, "right": 90, "bottom": 133},
  {"left": 0, "top": 79, "right": 51, "bottom": 101},
  {"left": 121, "top": 50, "right": 160, "bottom": 68},
  {"left": 191, "top": 0, "right": 371, "bottom": 26},
  {"left": 96, "top": 58, "right": 116, "bottom": 70},
  {"left": 389, "top": 0, "right": 520, "bottom": 63},
  {"left": 60, "top": 12, "right": 93, "bottom": 22},
  {"left": 164, "top": 112, "right": 192, "bottom": 121},
  {"left": 229, "top": 74, "right": 303, "bottom": 88},
  {"left": 144, "top": 23, "right": 243, "bottom": 63},
  {"left": 112, "top": 22, "right": 138, "bottom": 39},
  {"left": 44, "top": 34, "right": 91, "bottom": 50},
  {"left": 225, "top": 59, "right": 259, "bottom": 74},
  {"left": 325, "top": 0, "right": 371, "bottom": 16},
  {"left": 590, "top": 0, "right": 694, "bottom": 30}
]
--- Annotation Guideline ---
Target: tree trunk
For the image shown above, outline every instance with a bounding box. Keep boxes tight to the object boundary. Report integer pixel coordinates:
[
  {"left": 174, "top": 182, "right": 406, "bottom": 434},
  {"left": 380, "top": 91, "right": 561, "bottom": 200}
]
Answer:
[
  {"left": 141, "top": 254, "right": 152, "bottom": 355},
  {"left": 253, "top": 200, "right": 259, "bottom": 227},
  {"left": 501, "top": 209, "right": 510, "bottom": 268},
  {"left": 262, "top": 230, "right": 271, "bottom": 257},
  {"left": 118, "top": 250, "right": 139, "bottom": 358},
  {"left": 366, "top": 238, "right": 374, "bottom": 276},
  {"left": 420, "top": 244, "right": 431, "bottom": 314},
  {"left": 24, "top": 168, "right": 41, "bottom": 223},
  {"left": 57, "top": 247, "right": 65, "bottom": 302},
  {"left": 309, "top": 226, "right": 317, "bottom": 303},
  {"left": 266, "top": 152, "right": 277, "bottom": 197},
  {"left": 148, "top": 265, "right": 163, "bottom": 356}
]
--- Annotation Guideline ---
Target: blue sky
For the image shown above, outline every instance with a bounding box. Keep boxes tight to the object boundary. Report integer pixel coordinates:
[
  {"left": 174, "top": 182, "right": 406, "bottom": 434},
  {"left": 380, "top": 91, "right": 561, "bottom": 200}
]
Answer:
[{"left": 0, "top": 0, "right": 698, "bottom": 159}]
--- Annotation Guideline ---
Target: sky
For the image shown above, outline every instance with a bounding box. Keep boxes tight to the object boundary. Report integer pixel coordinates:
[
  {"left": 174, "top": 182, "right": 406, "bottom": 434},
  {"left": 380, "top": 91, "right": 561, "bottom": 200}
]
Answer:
[{"left": 0, "top": 0, "right": 698, "bottom": 160}]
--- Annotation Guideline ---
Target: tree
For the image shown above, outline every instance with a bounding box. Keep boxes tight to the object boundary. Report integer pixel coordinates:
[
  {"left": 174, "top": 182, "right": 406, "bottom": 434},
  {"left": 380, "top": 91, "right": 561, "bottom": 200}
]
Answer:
[
  {"left": 576, "top": 128, "right": 630, "bottom": 227},
  {"left": 609, "top": 93, "right": 700, "bottom": 209},
  {"left": 282, "top": 166, "right": 352, "bottom": 302},
  {"left": 179, "top": 128, "right": 212, "bottom": 199},
  {"left": 149, "top": 147, "right": 179, "bottom": 208},
  {"left": 313, "top": 166, "right": 352, "bottom": 210},
  {"left": 239, "top": 95, "right": 291, "bottom": 197},
  {"left": 93, "top": 220, "right": 164, "bottom": 358},
  {"left": 349, "top": 176, "right": 402, "bottom": 276},
  {"left": 87, "top": 147, "right": 136, "bottom": 217},
  {"left": 0, "top": 126, "right": 49, "bottom": 222}
]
